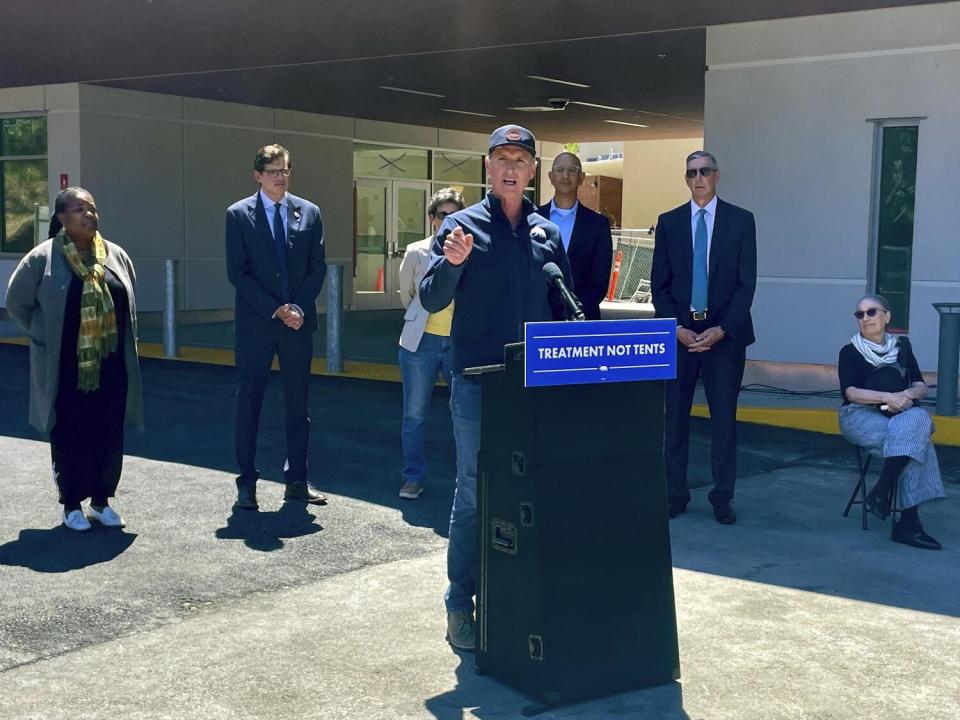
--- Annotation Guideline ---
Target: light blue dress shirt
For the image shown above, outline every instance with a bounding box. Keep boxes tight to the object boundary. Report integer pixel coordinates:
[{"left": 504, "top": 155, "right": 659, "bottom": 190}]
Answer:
[
  {"left": 549, "top": 200, "right": 579, "bottom": 252},
  {"left": 260, "top": 189, "right": 289, "bottom": 240}
]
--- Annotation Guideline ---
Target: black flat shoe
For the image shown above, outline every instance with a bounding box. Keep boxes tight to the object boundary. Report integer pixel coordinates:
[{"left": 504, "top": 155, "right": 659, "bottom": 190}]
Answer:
[
  {"left": 892, "top": 523, "right": 941, "bottom": 550},
  {"left": 713, "top": 501, "right": 736, "bottom": 525},
  {"left": 668, "top": 501, "right": 688, "bottom": 519},
  {"left": 234, "top": 483, "right": 259, "bottom": 511},
  {"left": 864, "top": 488, "right": 891, "bottom": 521},
  {"left": 284, "top": 482, "right": 327, "bottom": 505}
]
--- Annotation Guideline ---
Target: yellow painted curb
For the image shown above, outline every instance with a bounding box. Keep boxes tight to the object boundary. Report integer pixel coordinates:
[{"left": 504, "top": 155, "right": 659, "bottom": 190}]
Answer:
[
  {"left": 692, "top": 404, "right": 960, "bottom": 446},
  {"left": 1, "top": 336, "right": 953, "bottom": 444}
]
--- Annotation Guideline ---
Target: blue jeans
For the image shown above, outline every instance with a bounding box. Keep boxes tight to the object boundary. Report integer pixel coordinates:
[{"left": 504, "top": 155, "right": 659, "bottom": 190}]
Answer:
[
  {"left": 399, "top": 332, "right": 454, "bottom": 484},
  {"left": 445, "top": 373, "right": 482, "bottom": 613}
]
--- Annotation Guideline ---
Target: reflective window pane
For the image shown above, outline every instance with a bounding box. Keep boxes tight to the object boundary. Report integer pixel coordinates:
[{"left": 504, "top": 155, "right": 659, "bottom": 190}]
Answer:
[
  {"left": 1, "top": 117, "right": 47, "bottom": 156},
  {"left": 874, "top": 125, "right": 918, "bottom": 331},
  {"left": 2, "top": 159, "right": 48, "bottom": 253},
  {"left": 397, "top": 186, "right": 427, "bottom": 252},
  {"left": 433, "top": 151, "right": 483, "bottom": 184},
  {"left": 354, "top": 144, "right": 428, "bottom": 179},
  {"left": 355, "top": 183, "right": 387, "bottom": 293},
  {"left": 433, "top": 183, "right": 484, "bottom": 208}
]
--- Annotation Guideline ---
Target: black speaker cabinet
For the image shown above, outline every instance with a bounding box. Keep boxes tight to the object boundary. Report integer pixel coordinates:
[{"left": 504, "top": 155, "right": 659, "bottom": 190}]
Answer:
[{"left": 474, "top": 343, "right": 680, "bottom": 706}]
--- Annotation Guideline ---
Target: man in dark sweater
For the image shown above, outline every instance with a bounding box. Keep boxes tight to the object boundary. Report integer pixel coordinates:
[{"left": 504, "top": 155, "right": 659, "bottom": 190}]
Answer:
[{"left": 419, "top": 124, "right": 572, "bottom": 650}]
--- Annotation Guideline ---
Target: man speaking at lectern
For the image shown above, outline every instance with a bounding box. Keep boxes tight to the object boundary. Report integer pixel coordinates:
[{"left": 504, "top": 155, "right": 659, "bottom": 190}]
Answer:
[
  {"left": 651, "top": 150, "right": 757, "bottom": 525},
  {"left": 419, "top": 125, "right": 572, "bottom": 651}
]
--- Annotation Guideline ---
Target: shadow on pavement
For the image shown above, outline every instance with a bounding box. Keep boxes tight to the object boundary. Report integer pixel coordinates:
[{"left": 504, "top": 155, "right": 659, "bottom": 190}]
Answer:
[
  {"left": 215, "top": 501, "right": 323, "bottom": 551},
  {"left": 0, "top": 525, "right": 137, "bottom": 572},
  {"left": 424, "top": 655, "right": 691, "bottom": 719}
]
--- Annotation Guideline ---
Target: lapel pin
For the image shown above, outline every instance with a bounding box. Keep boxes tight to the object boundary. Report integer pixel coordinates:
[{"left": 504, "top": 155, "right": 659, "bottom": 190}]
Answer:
[{"left": 293, "top": 210, "right": 301, "bottom": 221}]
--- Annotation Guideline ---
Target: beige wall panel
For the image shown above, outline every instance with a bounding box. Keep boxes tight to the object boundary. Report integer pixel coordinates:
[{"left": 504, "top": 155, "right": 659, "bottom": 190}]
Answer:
[
  {"left": 43, "top": 84, "right": 80, "bottom": 111},
  {"left": 276, "top": 132, "right": 355, "bottom": 306},
  {"left": 355, "top": 119, "right": 437, "bottom": 147},
  {"left": 620, "top": 138, "right": 702, "bottom": 229},
  {"left": 276, "top": 109, "right": 353, "bottom": 137},
  {"left": 0, "top": 85, "right": 44, "bottom": 113},
  {"left": 182, "top": 97, "right": 274, "bottom": 129},
  {"left": 183, "top": 123, "right": 273, "bottom": 261},
  {"left": 184, "top": 257, "right": 233, "bottom": 311},
  {"left": 46, "top": 110, "right": 82, "bottom": 206},
  {"left": 708, "top": 3, "right": 960, "bottom": 67},
  {"left": 437, "top": 128, "right": 488, "bottom": 154},
  {"left": 80, "top": 85, "right": 181, "bottom": 120},
  {"left": 79, "top": 112, "right": 183, "bottom": 311}
]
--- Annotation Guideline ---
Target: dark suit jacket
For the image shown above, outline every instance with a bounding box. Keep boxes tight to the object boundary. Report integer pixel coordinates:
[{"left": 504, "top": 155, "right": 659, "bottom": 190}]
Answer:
[
  {"left": 651, "top": 198, "right": 757, "bottom": 346},
  {"left": 538, "top": 201, "right": 613, "bottom": 320},
  {"left": 225, "top": 192, "right": 327, "bottom": 331}
]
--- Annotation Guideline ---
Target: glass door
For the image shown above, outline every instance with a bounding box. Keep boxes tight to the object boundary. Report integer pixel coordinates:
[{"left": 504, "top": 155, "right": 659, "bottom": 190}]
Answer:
[{"left": 353, "top": 179, "right": 430, "bottom": 310}]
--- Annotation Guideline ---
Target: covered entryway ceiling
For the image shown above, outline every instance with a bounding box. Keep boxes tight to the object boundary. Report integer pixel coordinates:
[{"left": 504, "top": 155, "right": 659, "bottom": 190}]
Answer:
[{"left": 0, "top": 0, "right": 947, "bottom": 141}]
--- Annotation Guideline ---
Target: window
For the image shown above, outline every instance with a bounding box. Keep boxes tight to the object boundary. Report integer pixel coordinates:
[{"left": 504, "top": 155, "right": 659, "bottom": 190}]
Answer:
[
  {"left": 433, "top": 151, "right": 483, "bottom": 184},
  {"left": 353, "top": 144, "right": 429, "bottom": 179},
  {"left": 869, "top": 122, "right": 919, "bottom": 332},
  {"left": 1, "top": 116, "right": 48, "bottom": 254}
]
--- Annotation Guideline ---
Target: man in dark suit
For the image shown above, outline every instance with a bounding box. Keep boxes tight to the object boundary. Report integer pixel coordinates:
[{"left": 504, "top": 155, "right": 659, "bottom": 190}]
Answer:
[
  {"left": 651, "top": 151, "right": 757, "bottom": 524},
  {"left": 225, "top": 144, "right": 328, "bottom": 511},
  {"left": 538, "top": 152, "right": 613, "bottom": 320}
]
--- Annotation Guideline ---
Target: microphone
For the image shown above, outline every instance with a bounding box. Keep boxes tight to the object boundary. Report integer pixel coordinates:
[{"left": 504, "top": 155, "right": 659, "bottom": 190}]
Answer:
[{"left": 542, "top": 262, "right": 586, "bottom": 321}]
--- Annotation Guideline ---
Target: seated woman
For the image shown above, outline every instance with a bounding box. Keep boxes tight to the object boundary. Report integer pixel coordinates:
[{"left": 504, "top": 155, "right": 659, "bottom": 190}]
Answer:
[{"left": 838, "top": 294, "right": 944, "bottom": 550}]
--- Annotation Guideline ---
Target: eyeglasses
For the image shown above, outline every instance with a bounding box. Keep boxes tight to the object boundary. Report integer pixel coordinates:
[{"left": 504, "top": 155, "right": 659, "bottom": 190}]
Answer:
[
  {"left": 685, "top": 167, "right": 716, "bottom": 179},
  {"left": 854, "top": 307, "right": 886, "bottom": 319},
  {"left": 434, "top": 210, "right": 456, "bottom": 220},
  {"left": 262, "top": 168, "right": 291, "bottom": 178},
  {"left": 551, "top": 167, "right": 582, "bottom": 175}
]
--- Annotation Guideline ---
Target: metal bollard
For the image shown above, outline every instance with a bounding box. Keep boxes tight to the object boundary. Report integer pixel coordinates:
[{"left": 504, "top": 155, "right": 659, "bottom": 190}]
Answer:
[
  {"left": 163, "top": 259, "right": 178, "bottom": 358},
  {"left": 326, "top": 264, "right": 343, "bottom": 373},
  {"left": 933, "top": 302, "right": 960, "bottom": 416}
]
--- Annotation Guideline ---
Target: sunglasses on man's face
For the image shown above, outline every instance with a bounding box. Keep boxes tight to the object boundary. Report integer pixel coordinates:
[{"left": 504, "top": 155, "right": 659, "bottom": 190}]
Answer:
[
  {"left": 434, "top": 210, "right": 454, "bottom": 220},
  {"left": 854, "top": 307, "right": 885, "bottom": 319},
  {"left": 685, "top": 167, "right": 716, "bottom": 179}
]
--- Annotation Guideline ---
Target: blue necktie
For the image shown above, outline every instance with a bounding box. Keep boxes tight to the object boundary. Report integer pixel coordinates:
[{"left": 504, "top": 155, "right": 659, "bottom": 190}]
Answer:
[
  {"left": 692, "top": 208, "right": 708, "bottom": 312},
  {"left": 272, "top": 202, "right": 291, "bottom": 303}
]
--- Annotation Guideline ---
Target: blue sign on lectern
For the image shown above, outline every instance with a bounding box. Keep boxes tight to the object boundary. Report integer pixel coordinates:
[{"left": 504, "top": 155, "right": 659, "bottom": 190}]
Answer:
[{"left": 524, "top": 318, "right": 677, "bottom": 387}]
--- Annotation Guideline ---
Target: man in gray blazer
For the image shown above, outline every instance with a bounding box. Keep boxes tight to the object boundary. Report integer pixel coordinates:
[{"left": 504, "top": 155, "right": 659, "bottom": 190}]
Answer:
[
  {"left": 397, "top": 187, "right": 465, "bottom": 500},
  {"left": 225, "top": 144, "right": 327, "bottom": 511}
]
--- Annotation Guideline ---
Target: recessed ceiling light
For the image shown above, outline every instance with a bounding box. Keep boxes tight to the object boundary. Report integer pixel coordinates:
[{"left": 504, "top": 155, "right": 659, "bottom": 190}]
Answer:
[
  {"left": 603, "top": 120, "right": 649, "bottom": 128},
  {"left": 378, "top": 85, "right": 445, "bottom": 98},
  {"left": 441, "top": 108, "right": 496, "bottom": 118},
  {"left": 570, "top": 101, "right": 623, "bottom": 112},
  {"left": 526, "top": 75, "right": 590, "bottom": 89},
  {"left": 510, "top": 105, "right": 564, "bottom": 112}
]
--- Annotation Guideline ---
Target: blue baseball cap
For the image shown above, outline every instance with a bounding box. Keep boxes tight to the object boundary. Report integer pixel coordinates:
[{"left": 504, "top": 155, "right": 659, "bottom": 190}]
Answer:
[{"left": 488, "top": 124, "right": 537, "bottom": 158}]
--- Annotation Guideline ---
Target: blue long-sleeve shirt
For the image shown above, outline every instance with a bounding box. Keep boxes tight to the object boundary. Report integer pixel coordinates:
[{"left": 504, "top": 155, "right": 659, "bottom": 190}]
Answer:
[{"left": 419, "top": 192, "right": 573, "bottom": 373}]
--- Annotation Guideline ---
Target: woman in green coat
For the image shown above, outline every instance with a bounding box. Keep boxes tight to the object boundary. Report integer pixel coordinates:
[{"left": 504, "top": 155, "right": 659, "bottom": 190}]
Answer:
[{"left": 6, "top": 187, "right": 143, "bottom": 531}]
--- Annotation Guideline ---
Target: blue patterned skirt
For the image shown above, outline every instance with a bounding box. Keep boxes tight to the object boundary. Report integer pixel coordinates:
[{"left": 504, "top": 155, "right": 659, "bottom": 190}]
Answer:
[{"left": 838, "top": 404, "right": 945, "bottom": 508}]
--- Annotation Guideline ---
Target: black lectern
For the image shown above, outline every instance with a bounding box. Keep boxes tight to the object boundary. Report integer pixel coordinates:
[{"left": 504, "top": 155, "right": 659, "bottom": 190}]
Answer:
[{"left": 473, "top": 342, "right": 680, "bottom": 707}]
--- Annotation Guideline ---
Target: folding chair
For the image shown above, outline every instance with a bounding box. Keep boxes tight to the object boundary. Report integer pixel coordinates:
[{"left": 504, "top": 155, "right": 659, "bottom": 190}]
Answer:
[{"left": 843, "top": 444, "right": 900, "bottom": 530}]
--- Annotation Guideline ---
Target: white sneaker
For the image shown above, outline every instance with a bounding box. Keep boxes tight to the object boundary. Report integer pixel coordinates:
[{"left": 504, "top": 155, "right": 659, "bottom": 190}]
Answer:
[
  {"left": 88, "top": 505, "right": 126, "bottom": 528},
  {"left": 63, "top": 509, "right": 92, "bottom": 532}
]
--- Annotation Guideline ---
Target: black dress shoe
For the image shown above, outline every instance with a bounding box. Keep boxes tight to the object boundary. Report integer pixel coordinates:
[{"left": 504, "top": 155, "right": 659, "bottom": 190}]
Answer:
[
  {"left": 667, "top": 500, "right": 688, "bottom": 519},
  {"left": 892, "top": 522, "right": 942, "bottom": 550},
  {"left": 284, "top": 482, "right": 328, "bottom": 505},
  {"left": 234, "top": 482, "right": 259, "bottom": 511},
  {"left": 864, "top": 488, "right": 891, "bottom": 521},
  {"left": 713, "top": 501, "right": 736, "bottom": 525}
]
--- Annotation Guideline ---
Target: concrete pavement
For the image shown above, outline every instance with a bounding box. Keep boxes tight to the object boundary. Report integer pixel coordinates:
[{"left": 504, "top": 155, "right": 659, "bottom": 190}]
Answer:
[{"left": 0, "top": 344, "right": 958, "bottom": 719}]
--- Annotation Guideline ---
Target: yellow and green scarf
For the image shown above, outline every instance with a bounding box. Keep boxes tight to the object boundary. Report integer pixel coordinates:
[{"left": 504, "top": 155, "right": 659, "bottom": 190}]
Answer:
[{"left": 57, "top": 229, "right": 118, "bottom": 391}]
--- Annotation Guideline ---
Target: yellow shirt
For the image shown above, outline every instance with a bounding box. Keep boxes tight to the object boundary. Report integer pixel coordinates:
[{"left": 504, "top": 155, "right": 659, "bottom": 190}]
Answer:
[{"left": 423, "top": 301, "right": 454, "bottom": 337}]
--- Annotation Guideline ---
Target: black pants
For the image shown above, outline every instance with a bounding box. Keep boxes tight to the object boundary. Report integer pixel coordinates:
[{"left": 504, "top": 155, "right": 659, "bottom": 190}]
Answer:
[
  {"left": 664, "top": 325, "right": 746, "bottom": 506},
  {"left": 234, "top": 320, "right": 313, "bottom": 487},
  {"left": 50, "top": 378, "right": 127, "bottom": 508}
]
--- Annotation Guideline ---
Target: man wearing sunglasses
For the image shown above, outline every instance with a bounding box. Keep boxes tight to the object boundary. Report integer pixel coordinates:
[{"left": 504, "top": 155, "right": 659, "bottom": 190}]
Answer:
[
  {"left": 225, "top": 144, "right": 328, "bottom": 512},
  {"left": 651, "top": 151, "right": 757, "bottom": 524}
]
